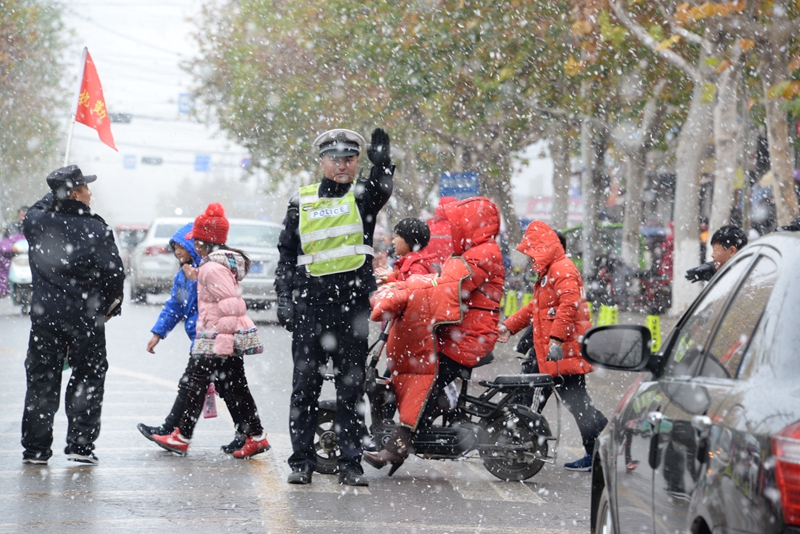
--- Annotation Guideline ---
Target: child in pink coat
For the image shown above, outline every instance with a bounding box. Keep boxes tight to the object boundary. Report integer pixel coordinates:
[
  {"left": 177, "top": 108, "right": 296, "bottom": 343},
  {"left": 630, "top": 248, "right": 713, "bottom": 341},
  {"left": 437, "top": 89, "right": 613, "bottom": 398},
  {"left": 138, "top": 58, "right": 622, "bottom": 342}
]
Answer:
[{"left": 151, "top": 203, "right": 269, "bottom": 459}]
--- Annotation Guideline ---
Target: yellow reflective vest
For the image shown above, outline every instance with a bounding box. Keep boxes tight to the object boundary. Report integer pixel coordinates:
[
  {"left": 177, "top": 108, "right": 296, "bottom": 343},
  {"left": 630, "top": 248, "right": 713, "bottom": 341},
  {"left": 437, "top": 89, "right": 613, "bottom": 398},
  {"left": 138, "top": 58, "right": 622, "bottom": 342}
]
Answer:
[{"left": 297, "top": 183, "right": 373, "bottom": 276}]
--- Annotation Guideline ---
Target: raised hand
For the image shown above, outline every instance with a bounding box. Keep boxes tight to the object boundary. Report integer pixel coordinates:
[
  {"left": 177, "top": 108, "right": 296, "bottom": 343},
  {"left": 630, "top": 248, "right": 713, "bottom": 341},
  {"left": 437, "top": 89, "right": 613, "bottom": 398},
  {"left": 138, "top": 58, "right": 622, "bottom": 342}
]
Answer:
[{"left": 367, "top": 128, "right": 391, "bottom": 168}]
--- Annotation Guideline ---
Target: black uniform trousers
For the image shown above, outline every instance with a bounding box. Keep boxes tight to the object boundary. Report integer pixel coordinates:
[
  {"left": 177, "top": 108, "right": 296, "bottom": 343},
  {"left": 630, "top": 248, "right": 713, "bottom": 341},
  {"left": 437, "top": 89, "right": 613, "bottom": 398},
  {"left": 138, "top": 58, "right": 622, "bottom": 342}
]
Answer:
[
  {"left": 22, "top": 322, "right": 108, "bottom": 460},
  {"left": 162, "top": 355, "right": 245, "bottom": 437},
  {"left": 288, "top": 295, "right": 370, "bottom": 470},
  {"left": 175, "top": 355, "right": 262, "bottom": 440}
]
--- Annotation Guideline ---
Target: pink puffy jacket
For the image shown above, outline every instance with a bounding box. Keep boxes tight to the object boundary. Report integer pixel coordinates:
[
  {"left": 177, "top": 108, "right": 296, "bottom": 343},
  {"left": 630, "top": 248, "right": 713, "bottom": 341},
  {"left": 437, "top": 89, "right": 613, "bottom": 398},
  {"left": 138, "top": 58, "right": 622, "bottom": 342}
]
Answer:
[{"left": 192, "top": 251, "right": 262, "bottom": 357}]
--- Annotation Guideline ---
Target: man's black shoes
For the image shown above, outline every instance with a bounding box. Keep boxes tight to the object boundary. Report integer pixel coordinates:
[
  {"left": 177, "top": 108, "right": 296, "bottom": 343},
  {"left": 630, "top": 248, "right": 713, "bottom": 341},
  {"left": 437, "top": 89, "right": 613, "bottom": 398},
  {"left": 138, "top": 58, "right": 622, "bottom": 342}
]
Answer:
[
  {"left": 287, "top": 465, "right": 313, "bottom": 485},
  {"left": 338, "top": 464, "right": 369, "bottom": 487}
]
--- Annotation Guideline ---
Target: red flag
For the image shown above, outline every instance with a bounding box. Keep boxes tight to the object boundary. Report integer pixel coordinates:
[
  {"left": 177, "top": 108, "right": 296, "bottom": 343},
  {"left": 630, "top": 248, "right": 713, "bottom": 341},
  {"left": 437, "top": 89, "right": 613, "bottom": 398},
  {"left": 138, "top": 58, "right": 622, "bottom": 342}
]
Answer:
[{"left": 74, "top": 50, "right": 117, "bottom": 151}]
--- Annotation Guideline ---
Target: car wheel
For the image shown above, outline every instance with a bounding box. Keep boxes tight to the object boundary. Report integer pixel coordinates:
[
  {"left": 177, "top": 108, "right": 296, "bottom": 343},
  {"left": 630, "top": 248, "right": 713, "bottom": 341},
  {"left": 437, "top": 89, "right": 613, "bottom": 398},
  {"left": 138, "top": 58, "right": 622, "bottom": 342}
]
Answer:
[{"left": 594, "top": 485, "right": 613, "bottom": 534}]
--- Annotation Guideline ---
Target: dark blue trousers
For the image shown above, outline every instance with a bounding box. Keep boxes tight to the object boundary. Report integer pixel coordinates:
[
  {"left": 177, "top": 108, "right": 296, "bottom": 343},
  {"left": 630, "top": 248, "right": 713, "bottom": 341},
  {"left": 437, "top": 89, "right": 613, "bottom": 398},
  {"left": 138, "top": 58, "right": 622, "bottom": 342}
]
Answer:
[
  {"left": 22, "top": 322, "right": 108, "bottom": 460},
  {"left": 288, "top": 296, "right": 369, "bottom": 470}
]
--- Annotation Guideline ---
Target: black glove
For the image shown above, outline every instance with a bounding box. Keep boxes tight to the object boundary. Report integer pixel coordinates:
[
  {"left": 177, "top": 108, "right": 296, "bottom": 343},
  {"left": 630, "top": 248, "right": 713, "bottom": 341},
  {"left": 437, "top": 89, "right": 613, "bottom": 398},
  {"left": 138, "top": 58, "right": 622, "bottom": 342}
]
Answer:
[
  {"left": 276, "top": 295, "right": 294, "bottom": 332},
  {"left": 546, "top": 343, "right": 563, "bottom": 362},
  {"left": 685, "top": 262, "right": 715, "bottom": 283},
  {"left": 367, "top": 128, "right": 391, "bottom": 168}
]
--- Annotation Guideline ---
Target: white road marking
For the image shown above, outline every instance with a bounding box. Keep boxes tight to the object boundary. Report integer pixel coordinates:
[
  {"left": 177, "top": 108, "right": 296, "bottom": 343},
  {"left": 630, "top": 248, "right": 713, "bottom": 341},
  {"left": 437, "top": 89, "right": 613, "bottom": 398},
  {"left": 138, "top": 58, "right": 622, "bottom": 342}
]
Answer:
[{"left": 268, "top": 433, "right": 372, "bottom": 495}]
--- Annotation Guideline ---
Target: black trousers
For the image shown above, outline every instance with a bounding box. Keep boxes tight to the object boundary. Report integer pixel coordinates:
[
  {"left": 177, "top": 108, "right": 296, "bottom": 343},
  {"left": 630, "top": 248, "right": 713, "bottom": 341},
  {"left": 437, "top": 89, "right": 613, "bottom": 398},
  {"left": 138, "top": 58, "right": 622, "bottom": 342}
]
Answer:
[
  {"left": 288, "top": 296, "right": 370, "bottom": 470},
  {"left": 162, "top": 355, "right": 244, "bottom": 436},
  {"left": 536, "top": 372, "right": 608, "bottom": 456},
  {"left": 176, "top": 356, "right": 262, "bottom": 440},
  {"left": 22, "top": 322, "right": 108, "bottom": 459},
  {"left": 418, "top": 354, "right": 469, "bottom": 428}
]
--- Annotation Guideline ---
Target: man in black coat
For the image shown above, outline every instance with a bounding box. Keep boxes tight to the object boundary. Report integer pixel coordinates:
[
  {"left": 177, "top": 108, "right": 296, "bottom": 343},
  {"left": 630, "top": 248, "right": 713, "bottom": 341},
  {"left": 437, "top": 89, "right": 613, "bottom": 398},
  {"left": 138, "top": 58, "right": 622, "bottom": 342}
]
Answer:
[
  {"left": 275, "top": 128, "right": 393, "bottom": 486},
  {"left": 21, "top": 165, "right": 125, "bottom": 465}
]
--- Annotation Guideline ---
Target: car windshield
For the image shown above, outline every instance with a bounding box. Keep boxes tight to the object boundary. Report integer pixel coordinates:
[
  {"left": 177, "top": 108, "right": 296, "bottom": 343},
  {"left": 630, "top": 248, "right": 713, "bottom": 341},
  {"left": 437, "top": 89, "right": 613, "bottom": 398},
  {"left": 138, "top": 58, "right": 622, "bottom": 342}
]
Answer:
[
  {"left": 227, "top": 224, "right": 280, "bottom": 248},
  {"left": 154, "top": 224, "right": 186, "bottom": 239}
]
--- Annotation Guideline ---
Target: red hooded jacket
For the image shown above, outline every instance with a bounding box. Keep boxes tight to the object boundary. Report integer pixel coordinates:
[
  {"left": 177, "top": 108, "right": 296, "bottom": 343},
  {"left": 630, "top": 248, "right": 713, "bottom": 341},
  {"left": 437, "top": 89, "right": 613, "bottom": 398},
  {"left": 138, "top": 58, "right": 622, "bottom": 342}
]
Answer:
[
  {"left": 370, "top": 258, "right": 471, "bottom": 429},
  {"left": 426, "top": 196, "right": 456, "bottom": 265},
  {"left": 386, "top": 250, "right": 436, "bottom": 283},
  {"left": 503, "top": 220, "right": 593, "bottom": 377},
  {"left": 436, "top": 197, "right": 505, "bottom": 367}
]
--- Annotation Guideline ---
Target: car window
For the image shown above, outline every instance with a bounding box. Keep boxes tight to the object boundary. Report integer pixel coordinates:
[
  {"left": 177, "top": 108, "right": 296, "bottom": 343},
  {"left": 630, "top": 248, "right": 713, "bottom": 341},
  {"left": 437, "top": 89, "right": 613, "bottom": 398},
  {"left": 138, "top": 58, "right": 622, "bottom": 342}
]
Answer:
[
  {"left": 227, "top": 225, "right": 280, "bottom": 248},
  {"left": 154, "top": 223, "right": 186, "bottom": 239},
  {"left": 699, "top": 256, "right": 778, "bottom": 379},
  {"left": 663, "top": 255, "right": 753, "bottom": 378}
]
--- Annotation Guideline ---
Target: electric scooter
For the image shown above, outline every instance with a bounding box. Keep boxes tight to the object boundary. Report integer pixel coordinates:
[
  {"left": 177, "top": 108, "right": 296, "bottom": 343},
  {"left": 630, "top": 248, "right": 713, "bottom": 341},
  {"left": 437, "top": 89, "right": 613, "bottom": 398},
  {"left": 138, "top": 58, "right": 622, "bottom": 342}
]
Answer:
[
  {"left": 314, "top": 326, "right": 562, "bottom": 481},
  {"left": 8, "top": 239, "right": 32, "bottom": 314}
]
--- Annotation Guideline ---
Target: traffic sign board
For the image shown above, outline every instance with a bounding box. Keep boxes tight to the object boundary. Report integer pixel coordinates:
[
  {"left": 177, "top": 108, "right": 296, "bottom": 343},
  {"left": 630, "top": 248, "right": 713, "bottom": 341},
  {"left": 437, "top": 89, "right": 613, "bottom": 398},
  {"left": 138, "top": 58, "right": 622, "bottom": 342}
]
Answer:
[
  {"left": 439, "top": 172, "right": 479, "bottom": 199},
  {"left": 195, "top": 155, "right": 211, "bottom": 172}
]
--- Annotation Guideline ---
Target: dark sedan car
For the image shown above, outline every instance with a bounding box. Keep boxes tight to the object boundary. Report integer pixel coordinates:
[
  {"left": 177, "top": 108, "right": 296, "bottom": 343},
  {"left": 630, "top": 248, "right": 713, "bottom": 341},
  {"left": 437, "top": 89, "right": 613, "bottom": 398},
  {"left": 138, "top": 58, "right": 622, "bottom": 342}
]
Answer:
[{"left": 581, "top": 232, "right": 800, "bottom": 534}]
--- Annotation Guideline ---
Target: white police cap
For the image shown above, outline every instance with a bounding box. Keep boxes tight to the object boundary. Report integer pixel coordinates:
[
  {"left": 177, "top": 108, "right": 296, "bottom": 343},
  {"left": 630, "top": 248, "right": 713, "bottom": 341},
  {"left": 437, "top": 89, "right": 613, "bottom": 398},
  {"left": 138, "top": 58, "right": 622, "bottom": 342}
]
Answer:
[{"left": 313, "top": 129, "right": 365, "bottom": 157}]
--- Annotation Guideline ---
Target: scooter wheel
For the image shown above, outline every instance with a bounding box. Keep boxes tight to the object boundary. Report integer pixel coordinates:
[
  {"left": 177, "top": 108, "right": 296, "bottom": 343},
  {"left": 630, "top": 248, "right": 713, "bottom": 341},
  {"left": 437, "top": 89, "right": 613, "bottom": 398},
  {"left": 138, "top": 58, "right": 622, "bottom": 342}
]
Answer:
[
  {"left": 314, "top": 407, "right": 340, "bottom": 474},
  {"left": 480, "top": 408, "right": 549, "bottom": 481}
]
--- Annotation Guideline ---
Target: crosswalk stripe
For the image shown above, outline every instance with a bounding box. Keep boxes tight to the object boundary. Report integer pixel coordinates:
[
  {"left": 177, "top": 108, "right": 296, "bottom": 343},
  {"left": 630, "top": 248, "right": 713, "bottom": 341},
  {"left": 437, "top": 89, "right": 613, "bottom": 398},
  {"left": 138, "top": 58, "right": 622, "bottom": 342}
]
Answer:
[{"left": 297, "top": 519, "right": 579, "bottom": 533}]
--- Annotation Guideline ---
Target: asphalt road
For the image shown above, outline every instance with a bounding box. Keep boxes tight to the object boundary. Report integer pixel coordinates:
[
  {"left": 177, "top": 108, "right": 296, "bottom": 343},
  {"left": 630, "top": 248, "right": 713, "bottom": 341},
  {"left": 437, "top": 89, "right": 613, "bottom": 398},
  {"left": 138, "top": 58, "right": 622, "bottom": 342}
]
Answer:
[{"left": 0, "top": 291, "right": 659, "bottom": 534}]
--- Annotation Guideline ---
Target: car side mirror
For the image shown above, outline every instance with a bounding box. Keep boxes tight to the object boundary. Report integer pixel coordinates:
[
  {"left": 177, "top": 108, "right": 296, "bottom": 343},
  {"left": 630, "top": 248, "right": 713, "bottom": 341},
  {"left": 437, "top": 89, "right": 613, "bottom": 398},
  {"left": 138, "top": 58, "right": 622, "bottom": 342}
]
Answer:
[{"left": 581, "top": 325, "right": 652, "bottom": 372}]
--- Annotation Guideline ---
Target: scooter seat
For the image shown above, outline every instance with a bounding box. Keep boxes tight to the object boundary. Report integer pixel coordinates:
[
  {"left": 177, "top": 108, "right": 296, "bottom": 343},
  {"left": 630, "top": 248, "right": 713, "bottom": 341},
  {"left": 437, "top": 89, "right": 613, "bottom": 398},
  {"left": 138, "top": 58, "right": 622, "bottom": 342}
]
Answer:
[{"left": 487, "top": 374, "right": 554, "bottom": 388}]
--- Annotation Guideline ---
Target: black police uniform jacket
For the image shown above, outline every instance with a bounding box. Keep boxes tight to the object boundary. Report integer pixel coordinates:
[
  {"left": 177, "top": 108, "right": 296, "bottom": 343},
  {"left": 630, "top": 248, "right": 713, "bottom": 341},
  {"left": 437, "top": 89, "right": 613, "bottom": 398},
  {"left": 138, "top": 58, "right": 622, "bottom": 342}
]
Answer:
[
  {"left": 23, "top": 192, "right": 125, "bottom": 331},
  {"left": 275, "top": 164, "right": 394, "bottom": 304}
]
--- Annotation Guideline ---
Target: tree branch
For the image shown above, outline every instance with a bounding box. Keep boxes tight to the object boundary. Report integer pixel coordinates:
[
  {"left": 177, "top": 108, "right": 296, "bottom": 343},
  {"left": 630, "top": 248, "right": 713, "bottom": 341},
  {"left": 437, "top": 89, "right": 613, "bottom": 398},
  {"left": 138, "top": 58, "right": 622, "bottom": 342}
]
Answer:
[{"left": 609, "top": 0, "right": 703, "bottom": 84}]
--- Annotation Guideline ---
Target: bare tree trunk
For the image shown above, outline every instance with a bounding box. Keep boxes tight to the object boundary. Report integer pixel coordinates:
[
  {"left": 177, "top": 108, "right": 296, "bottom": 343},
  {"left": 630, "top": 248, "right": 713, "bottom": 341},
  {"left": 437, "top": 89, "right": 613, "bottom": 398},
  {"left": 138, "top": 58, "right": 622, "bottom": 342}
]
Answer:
[
  {"left": 483, "top": 159, "right": 523, "bottom": 248},
  {"left": 671, "top": 81, "right": 713, "bottom": 314},
  {"left": 621, "top": 144, "right": 647, "bottom": 268},
  {"left": 708, "top": 60, "right": 741, "bottom": 249},
  {"left": 761, "top": 45, "right": 799, "bottom": 226},
  {"left": 550, "top": 125, "right": 571, "bottom": 230},
  {"left": 619, "top": 85, "right": 667, "bottom": 268},
  {"left": 581, "top": 118, "right": 607, "bottom": 283}
]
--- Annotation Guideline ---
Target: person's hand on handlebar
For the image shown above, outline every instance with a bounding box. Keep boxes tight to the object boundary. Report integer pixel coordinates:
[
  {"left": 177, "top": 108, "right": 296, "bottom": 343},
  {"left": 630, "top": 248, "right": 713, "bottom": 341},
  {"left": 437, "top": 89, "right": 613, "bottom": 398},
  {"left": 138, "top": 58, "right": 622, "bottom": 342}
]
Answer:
[{"left": 497, "top": 324, "right": 511, "bottom": 343}]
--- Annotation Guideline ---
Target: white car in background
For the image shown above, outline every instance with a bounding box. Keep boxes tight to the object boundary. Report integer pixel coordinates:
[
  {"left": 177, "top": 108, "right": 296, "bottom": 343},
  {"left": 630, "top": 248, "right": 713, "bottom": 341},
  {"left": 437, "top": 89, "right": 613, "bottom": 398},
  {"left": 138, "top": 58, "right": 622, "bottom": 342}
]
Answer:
[
  {"left": 129, "top": 217, "right": 282, "bottom": 308},
  {"left": 129, "top": 217, "right": 192, "bottom": 302},
  {"left": 226, "top": 218, "right": 282, "bottom": 309}
]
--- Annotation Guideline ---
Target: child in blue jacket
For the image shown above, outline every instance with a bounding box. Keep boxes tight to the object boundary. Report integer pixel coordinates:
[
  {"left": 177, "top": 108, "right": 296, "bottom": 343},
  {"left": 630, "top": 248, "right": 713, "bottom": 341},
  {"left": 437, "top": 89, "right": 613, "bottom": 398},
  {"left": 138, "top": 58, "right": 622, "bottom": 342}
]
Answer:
[{"left": 136, "top": 222, "right": 244, "bottom": 453}]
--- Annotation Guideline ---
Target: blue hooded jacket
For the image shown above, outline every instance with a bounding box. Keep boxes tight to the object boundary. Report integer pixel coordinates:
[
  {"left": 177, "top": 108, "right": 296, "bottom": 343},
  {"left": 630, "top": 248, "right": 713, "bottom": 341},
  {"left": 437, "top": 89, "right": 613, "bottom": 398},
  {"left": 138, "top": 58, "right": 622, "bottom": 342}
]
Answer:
[{"left": 150, "top": 222, "right": 200, "bottom": 343}]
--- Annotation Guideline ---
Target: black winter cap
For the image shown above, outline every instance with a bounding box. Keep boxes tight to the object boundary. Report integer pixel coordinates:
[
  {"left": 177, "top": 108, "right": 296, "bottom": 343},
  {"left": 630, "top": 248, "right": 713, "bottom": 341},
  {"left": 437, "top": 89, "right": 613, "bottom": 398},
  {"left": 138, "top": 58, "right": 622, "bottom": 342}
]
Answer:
[
  {"left": 394, "top": 217, "right": 430, "bottom": 252},
  {"left": 46, "top": 165, "right": 97, "bottom": 192}
]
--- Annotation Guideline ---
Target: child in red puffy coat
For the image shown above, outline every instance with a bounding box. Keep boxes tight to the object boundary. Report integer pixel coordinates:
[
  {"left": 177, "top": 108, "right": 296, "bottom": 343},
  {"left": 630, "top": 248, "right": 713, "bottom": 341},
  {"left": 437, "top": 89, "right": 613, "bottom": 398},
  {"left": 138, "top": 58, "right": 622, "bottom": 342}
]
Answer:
[{"left": 375, "top": 218, "right": 435, "bottom": 285}]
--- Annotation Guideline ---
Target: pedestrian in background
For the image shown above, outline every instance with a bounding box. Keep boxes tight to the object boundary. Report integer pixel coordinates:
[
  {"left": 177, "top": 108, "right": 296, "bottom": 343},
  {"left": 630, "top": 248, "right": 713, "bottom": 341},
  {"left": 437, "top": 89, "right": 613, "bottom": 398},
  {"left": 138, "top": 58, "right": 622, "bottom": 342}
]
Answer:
[
  {"left": 150, "top": 204, "right": 269, "bottom": 459},
  {"left": 0, "top": 206, "right": 28, "bottom": 298},
  {"left": 685, "top": 224, "right": 748, "bottom": 283},
  {"left": 497, "top": 220, "right": 607, "bottom": 472},
  {"left": 275, "top": 128, "right": 394, "bottom": 486},
  {"left": 21, "top": 166, "right": 125, "bottom": 465},
  {"left": 136, "top": 222, "right": 244, "bottom": 454}
]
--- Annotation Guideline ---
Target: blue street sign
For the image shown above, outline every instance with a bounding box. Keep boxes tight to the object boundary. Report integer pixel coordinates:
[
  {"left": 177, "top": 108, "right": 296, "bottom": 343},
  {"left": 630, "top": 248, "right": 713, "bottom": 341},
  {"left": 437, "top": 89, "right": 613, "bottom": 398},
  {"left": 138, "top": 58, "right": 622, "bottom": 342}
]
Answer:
[
  {"left": 439, "top": 172, "right": 479, "bottom": 199},
  {"left": 195, "top": 155, "right": 211, "bottom": 172},
  {"left": 123, "top": 154, "right": 137, "bottom": 170},
  {"left": 178, "top": 93, "right": 194, "bottom": 115}
]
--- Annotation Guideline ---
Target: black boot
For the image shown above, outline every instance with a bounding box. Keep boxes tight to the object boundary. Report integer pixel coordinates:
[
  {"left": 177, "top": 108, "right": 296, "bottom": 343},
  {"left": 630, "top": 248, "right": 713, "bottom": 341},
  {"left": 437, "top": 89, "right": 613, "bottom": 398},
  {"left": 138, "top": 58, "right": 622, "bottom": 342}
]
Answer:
[{"left": 363, "top": 426, "right": 411, "bottom": 477}]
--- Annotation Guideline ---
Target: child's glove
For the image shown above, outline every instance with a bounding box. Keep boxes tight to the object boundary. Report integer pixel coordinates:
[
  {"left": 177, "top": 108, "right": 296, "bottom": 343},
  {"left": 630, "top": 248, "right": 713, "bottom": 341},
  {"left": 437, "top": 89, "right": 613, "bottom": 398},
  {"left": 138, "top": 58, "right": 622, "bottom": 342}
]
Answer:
[{"left": 546, "top": 343, "right": 563, "bottom": 362}]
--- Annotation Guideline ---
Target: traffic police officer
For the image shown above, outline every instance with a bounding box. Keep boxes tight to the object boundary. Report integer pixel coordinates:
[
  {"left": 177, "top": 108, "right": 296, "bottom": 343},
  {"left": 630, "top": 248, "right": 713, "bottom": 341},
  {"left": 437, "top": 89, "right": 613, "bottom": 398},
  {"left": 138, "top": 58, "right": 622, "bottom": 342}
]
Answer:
[{"left": 275, "top": 128, "right": 393, "bottom": 486}]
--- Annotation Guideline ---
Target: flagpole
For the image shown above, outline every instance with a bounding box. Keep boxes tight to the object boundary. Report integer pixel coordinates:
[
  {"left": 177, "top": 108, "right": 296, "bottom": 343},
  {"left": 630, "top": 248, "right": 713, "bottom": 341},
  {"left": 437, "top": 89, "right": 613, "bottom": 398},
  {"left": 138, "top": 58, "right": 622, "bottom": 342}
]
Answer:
[{"left": 64, "top": 47, "right": 88, "bottom": 166}]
